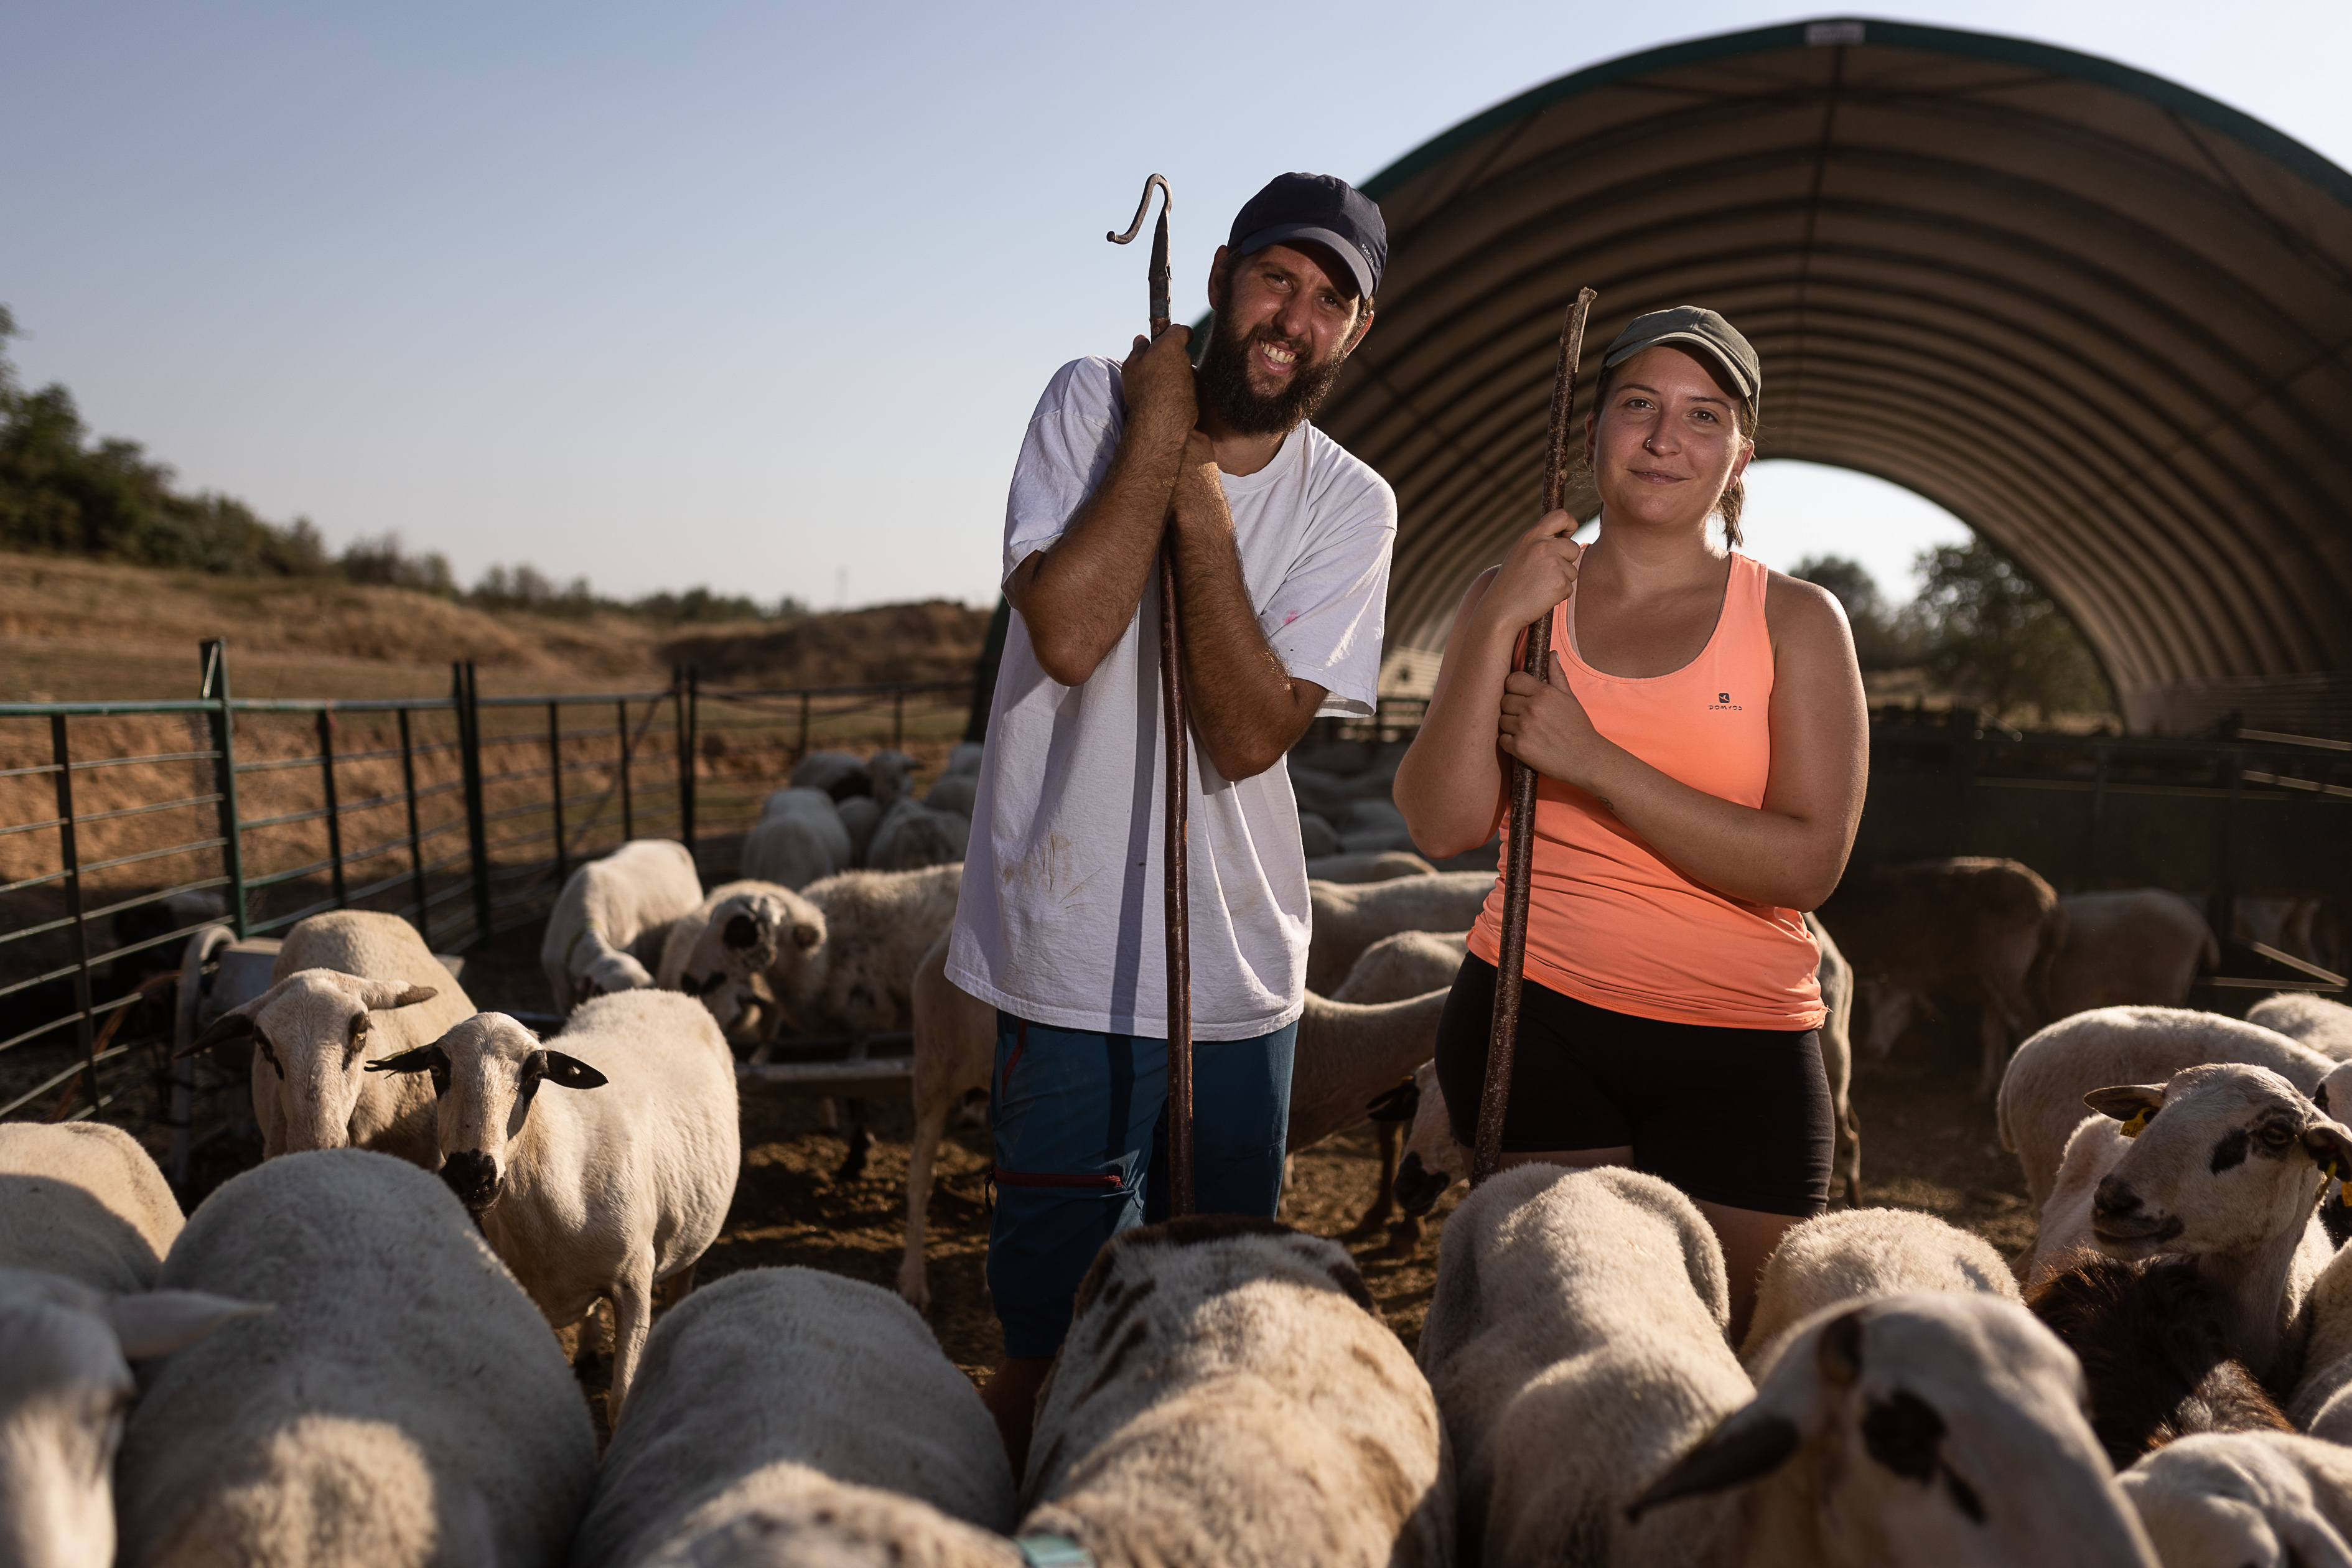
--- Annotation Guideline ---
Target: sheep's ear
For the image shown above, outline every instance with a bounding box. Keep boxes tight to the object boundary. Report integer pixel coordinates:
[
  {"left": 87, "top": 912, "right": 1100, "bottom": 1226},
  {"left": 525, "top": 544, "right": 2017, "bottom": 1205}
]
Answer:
[
  {"left": 110, "top": 1291, "right": 271, "bottom": 1360},
  {"left": 2304, "top": 1118, "right": 2352, "bottom": 1183},
  {"left": 2084, "top": 1085, "right": 2165, "bottom": 1129},
  {"left": 1815, "top": 1305, "right": 1866, "bottom": 1388},
  {"left": 533, "top": 1050, "right": 608, "bottom": 1090},
  {"left": 1624, "top": 1409, "right": 1801, "bottom": 1522},
  {"left": 791, "top": 920, "right": 822, "bottom": 952},
  {"left": 180, "top": 1004, "right": 256, "bottom": 1058},
  {"left": 722, "top": 913, "right": 763, "bottom": 950},
  {"left": 366, "top": 1045, "right": 449, "bottom": 1076},
  {"left": 2275, "top": 1503, "right": 2352, "bottom": 1568},
  {"left": 1365, "top": 1080, "right": 1420, "bottom": 1122},
  {"left": 386, "top": 984, "right": 438, "bottom": 1009}
]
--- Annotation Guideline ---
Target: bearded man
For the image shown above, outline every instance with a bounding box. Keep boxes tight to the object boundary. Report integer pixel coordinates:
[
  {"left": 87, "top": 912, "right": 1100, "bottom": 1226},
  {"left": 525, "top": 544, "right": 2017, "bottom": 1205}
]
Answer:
[{"left": 946, "top": 172, "right": 1395, "bottom": 1463}]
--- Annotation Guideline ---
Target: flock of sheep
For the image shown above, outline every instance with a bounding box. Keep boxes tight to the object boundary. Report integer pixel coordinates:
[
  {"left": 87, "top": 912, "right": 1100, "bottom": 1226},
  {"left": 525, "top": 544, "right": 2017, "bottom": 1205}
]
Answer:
[{"left": 13, "top": 737, "right": 2352, "bottom": 1563}]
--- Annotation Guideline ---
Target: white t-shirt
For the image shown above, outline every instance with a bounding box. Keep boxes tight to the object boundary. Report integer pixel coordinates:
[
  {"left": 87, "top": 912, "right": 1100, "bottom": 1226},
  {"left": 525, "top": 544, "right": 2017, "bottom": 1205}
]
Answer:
[{"left": 948, "top": 356, "right": 1396, "bottom": 1040}]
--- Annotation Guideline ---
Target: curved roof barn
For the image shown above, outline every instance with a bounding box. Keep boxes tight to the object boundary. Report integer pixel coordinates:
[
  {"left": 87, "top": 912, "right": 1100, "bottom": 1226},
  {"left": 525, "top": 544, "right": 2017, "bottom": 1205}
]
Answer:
[{"left": 1323, "top": 17, "right": 2352, "bottom": 734}]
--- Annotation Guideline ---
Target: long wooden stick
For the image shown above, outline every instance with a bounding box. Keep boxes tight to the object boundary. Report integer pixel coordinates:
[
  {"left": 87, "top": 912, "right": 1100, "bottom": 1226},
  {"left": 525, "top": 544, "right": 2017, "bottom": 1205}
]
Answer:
[
  {"left": 1471, "top": 286, "right": 1597, "bottom": 1190},
  {"left": 1108, "top": 175, "right": 1195, "bottom": 1216}
]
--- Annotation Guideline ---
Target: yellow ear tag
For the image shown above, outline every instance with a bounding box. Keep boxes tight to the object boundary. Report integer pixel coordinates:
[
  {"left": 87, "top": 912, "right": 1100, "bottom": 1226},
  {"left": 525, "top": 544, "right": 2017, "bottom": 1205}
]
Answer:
[{"left": 2121, "top": 1109, "right": 2152, "bottom": 1139}]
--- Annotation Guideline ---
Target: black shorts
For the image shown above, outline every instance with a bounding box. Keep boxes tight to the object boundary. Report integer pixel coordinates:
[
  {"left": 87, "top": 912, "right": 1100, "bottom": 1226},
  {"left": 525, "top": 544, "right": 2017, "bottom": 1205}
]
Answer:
[{"left": 1432, "top": 953, "right": 1832, "bottom": 1216}]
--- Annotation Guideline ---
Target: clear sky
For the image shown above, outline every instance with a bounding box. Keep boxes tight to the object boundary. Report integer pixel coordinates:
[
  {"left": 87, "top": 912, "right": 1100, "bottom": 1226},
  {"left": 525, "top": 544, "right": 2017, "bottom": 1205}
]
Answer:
[{"left": 3, "top": 1, "right": 2344, "bottom": 615}]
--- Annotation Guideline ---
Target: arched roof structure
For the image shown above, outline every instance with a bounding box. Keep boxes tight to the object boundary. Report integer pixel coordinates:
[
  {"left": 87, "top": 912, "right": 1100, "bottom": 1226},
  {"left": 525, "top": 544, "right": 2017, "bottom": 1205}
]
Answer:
[{"left": 1320, "top": 17, "right": 2352, "bottom": 734}]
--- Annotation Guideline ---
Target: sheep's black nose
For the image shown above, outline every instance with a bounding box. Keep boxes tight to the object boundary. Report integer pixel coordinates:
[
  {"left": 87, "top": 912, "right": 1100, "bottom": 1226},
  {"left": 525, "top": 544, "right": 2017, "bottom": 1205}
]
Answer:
[
  {"left": 1396, "top": 1153, "right": 1452, "bottom": 1218},
  {"left": 2093, "top": 1175, "right": 2140, "bottom": 1219},
  {"left": 440, "top": 1150, "right": 500, "bottom": 1210}
]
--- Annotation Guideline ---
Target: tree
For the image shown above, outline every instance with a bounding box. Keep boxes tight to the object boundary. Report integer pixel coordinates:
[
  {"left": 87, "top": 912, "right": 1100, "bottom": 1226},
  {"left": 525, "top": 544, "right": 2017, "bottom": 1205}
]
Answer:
[
  {"left": 1911, "top": 539, "right": 2113, "bottom": 720},
  {"left": 1792, "top": 554, "right": 1912, "bottom": 670}
]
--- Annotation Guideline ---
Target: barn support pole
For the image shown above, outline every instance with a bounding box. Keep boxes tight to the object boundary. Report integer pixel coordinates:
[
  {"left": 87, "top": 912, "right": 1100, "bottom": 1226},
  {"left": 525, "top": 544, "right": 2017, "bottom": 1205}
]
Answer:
[
  {"left": 50, "top": 713, "right": 96, "bottom": 1115},
  {"left": 317, "top": 709, "right": 346, "bottom": 908},
  {"left": 200, "top": 640, "right": 248, "bottom": 939}
]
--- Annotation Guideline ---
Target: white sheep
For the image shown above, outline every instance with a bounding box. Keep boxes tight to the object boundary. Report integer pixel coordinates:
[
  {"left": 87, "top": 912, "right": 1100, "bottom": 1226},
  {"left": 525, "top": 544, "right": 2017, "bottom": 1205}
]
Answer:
[
  {"left": 1297, "top": 810, "right": 1342, "bottom": 859},
  {"left": 2025, "top": 1063, "right": 2350, "bottom": 1388},
  {"left": 2249, "top": 992, "right": 2352, "bottom": 1063},
  {"left": 838, "top": 793, "right": 884, "bottom": 867},
  {"left": 1018, "top": 1215, "right": 1452, "bottom": 1566},
  {"left": 1328, "top": 930, "right": 1465, "bottom": 1003},
  {"left": 892, "top": 930, "right": 1452, "bottom": 1312},
  {"left": 0, "top": 1267, "right": 258, "bottom": 1568},
  {"left": 368, "top": 992, "right": 740, "bottom": 1418},
  {"left": 1809, "top": 910, "right": 1863, "bottom": 1207},
  {"left": 866, "top": 795, "right": 971, "bottom": 873},
  {"left": 184, "top": 909, "right": 473, "bottom": 1168},
  {"left": 0, "top": 1121, "right": 184, "bottom": 1292},
  {"left": 739, "top": 787, "right": 852, "bottom": 891},
  {"left": 657, "top": 878, "right": 824, "bottom": 1038},
  {"left": 1739, "top": 1206, "right": 2021, "bottom": 1368},
  {"left": 866, "top": 747, "right": 917, "bottom": 805},
  {"left": 2289, "top": 1228, "right": 2352, "bottom": 1442},
  {"left": 684, "top": 865, "right": 961, "bottom": 1043},
  {"left": 1416, "top": 1162, "right": 1748, "bottom": 1566},
  {"left": 541, "top": 838, "right": 703, "bottom": 1014},
  {"left": 113, "top": 1149, "right": 597, "bottom": 1568},
  {"left": 925, "top": 770, "right": 980, "bottom": 819},
  {"left": 1999, "top": 1006, "right": 2333, "bottom": 1211},
  {"left": 1631, "top": 1292, "right": 2161, "bottom": 1566},
  {"left": 2119, "top": 1431, "right": 2352, "bottom": 1566},
  {"left": 1305, "top": 870, "right": 1493, "bottom": 994},
  {"left": 2045, "top": 889, "right": 2219, "bottom": 1019},
  {"left": 1304, "top": 849, "right": 1439, "bottom": 884},
  {"left": 571, "top": 1267, "right": 1017, "bottom": 1568},
  {"left": 789, "top": 749, "right": 871, "bottom": 798}
]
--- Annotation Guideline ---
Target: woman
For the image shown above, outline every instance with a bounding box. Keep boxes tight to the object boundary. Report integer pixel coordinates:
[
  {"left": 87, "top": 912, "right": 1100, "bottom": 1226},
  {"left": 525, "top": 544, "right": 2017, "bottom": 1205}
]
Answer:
[{"left": 1393, "top": 306, "right": 1867, "bottom": 1340}]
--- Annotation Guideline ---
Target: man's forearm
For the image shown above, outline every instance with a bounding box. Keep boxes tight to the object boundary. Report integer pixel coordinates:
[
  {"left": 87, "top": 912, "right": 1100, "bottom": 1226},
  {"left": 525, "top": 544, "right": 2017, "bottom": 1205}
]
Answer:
[
  {"left": 1167, "top": 464, "right": 1320, "bottom": 780},
  {"left": 1016, "top": 429, "right": 1188, "bottom": 685}
]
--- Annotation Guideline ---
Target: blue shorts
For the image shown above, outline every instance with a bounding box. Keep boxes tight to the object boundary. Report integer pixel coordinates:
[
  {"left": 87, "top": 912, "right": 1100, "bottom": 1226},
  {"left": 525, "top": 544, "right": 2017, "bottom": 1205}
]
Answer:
[{"left": 987, "top": 1010, "right": 1297, "bottom": 1360}]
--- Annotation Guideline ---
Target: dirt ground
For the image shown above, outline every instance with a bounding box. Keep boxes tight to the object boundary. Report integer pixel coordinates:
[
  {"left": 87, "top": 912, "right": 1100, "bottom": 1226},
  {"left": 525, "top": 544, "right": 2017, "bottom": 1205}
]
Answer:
[{"left": 436, "top": 912, "right": 2033, "bottom": 1388}]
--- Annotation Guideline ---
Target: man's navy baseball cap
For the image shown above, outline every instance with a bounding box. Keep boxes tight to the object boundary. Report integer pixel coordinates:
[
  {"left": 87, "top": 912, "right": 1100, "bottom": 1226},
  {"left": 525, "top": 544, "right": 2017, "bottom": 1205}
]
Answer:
[{"left": 1228, "top": 173, "right": 1386, "bottom": 302}]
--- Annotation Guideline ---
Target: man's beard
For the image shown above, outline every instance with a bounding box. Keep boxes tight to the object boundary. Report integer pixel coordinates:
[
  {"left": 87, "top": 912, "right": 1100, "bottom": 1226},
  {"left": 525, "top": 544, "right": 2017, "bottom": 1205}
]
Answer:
[{"left": 1195, "top": 314, "right": 1353, "bottom": 437}]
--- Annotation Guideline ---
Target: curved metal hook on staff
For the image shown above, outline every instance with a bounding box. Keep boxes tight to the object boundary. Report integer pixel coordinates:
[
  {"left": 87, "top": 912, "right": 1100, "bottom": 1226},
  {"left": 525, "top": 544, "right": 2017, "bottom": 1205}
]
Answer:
[
  {"left": 1106, "top": 175, "right": 1175, "bottom": 339},
  {"left": 1106, "top": 172, "right": 1192, "bottom": 1216}
]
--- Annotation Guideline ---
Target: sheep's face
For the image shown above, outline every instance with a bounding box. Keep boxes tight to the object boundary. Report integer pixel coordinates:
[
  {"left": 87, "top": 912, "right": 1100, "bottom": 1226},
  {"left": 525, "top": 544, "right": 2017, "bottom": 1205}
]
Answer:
[
  {"left": 1394, "top": 1060, "right": 1463, "bottom": 1218},
  {"left": 680, "top": 890, "right": 824, "bottom": 1025},
  {"left": 2084, "top": 1064, "right": 2352, "bottom": 1261},
  {"left": 0, "top": 1270, "right": 261, "bottom": 1568},
  {"left": 367, "top": 1013, "right": 607, "bottom": 1213},
  {"left": 2116, "top": 1437, "right": 2323, "bottom": 1568},
  {"left": 580, "top": 950, "right": 655, "bottom": 999},
  {"left": 1632, "top": 1294, "right": 2150, "bottom": 1567},
  {"left": 182, "top": 969, "right": 439, "bottom": 1152}
]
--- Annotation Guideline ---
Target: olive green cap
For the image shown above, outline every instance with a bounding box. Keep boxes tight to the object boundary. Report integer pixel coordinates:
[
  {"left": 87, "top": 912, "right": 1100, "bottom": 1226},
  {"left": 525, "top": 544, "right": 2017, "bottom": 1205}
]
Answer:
[{"left": 1600, "top": 306, "right": 1761, "bottom": 406}]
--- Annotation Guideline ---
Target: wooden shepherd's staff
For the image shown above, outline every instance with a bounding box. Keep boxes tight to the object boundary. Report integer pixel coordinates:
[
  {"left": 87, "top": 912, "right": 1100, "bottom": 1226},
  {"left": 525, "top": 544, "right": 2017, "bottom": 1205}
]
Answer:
[
  {"left": 1470, "top": 286, "right": 1599, "bottom": 1190},
  {"left": 1107, "top": 174, "right": 1195, "bottom": 1216}
]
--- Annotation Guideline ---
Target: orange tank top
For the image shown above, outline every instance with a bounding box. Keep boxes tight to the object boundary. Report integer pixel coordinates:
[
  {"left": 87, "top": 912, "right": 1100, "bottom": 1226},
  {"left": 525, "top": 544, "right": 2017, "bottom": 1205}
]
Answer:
[{"left": 1467, "top": 549, "right": 1824, "bottom": 1030}]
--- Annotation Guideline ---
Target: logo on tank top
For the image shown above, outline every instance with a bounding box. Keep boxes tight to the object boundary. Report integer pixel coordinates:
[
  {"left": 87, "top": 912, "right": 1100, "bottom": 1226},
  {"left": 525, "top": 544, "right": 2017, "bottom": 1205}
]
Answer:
[{"left": 1709, "top": 691, "right": 1744, "bottom": 712}]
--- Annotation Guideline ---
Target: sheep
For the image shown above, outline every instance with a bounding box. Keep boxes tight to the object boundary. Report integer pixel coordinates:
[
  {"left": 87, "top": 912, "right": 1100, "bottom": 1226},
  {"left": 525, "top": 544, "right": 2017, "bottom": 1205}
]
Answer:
[
  {"left": 1814, "top": 856, "right": 2063, "bottom": 1091},
  {"left": 925, "top": 770, "right": 980, "bottom": 819},
  {"left": 838, "top": 793, "right": 884, "bottom": 866},
  {"left": 572, "top": 1267, "right": 1017, "bottom": 1568},
  {"left": 1328, "top": 929, "right": 1466, "bottom": 1005},
  {"left": 2025, "top": 1063, "right": 2350, "bottom": 1388},
  {"left": 2045, "top": 890, "right": 2219, "bottom": 1020},
  {"left": 1809, "top": 910, "right": 1863, "bottom": 1207},
  {"left": 1738, "top": 1206, "right": 2020, "bottom": 1368},
  {"left": 2027, "top": 1251, "right": 2292, "bottom": 1468},
  {"left": 367, "top": 993, "right": 737, "bottom": 1419},
  {"left": 2287, "top": 1227, "right": 2352, "bottom": 1442},
  {"left": 790, "top": 749, "right": 872, "bottom": 799},
  {"left": 867, "top": 747, "right": 918, "bottom": 805},
  {"left": 1415, "top": 1162, "right": 1747, "bottom": 1566},
  {"left": 1999, "top": 1006, "right": 2335, "bottom": 1211},
  {"left": 739, "top": 787, "right": 852, "bottom": 890},
  {"left": 1305, "top": 870, "right": 1493, "bottom": 994},
  {"left": 1297, "top": 811, "right": 1342, "bottom": 859},
  {"left": 2233, "top": 895, "right": 2351, "bottom": 982},
  {"left": 541, "top": 838, "right": 703, "bottom": 1014},
  {"left": 115, "top": 1149, "right": 595, "bottom": 1567},
  {"left": 680, "top": 866, "right": 960, "bottom": 1044},
  {"left": 0, "top": 1267, "right": 258, "bottom": 1568},
  {"left": 183, "top": 909, "right": 473, "bottom": 1169},
  {"left": 892, "top": 928, "right": 1451, "bottom": 1313},
  {"left": 1392, "top": 1058, "right": 1466, "bottom": 1220},
  {"left": 866, "top": 795, "right": 971, "bottom": 872},
  {"left": 1017, "top": 1215, "right": 1452, "bottom": 1566},
  {"left": 0, "top": 1121, "right": 184, "bottom": 1292},
  {"left": 2249, "top": 992, "right": 2352, "bottom": 1062},
  {"left": 1305, "top": 849, "right": 1439, "bottom": 884},
  {"left": 1628, "top": 1291, "right": 2161, "bottom": 1566},
  {"left": 941, "top": 740, "right": 985, "bottom": 778},
  {"left": 2118, "top": 1432, "right": 2352, "bottom": 1566}
]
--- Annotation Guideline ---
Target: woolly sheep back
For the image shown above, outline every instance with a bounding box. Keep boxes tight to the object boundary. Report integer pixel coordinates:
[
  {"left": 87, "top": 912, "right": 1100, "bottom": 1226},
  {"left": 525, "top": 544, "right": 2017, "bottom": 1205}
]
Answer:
[{"left": 0, "top": 1122, "right": 182, "bottom": 1293}]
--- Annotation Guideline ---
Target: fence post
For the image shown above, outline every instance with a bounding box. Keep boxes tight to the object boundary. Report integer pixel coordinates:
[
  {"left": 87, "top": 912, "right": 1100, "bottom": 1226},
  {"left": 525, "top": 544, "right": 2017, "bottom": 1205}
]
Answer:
[
  {"left": 457, "top": 662, "right": 493, "bottom": 945},
  {"left": 2217, "top": 747, "right": 2245, "bottom": 944},
  {"left": 892, "top": 686, "right": 905, "bottom": 749},
  {"left": 199, "top": 640, "right": 248, "bottom": 938},
  {"left": 673, "top": 666, "right": 699, "bottom": 854},
  {"left": 798, "top": 690, "right": 810, "bottom": 762},
  {"left": 548, "top": 701, "right": 567, "bottom": 893},
  {"left": 617, "top": 698, "right": 635, "bottom": 840},
  {"left": 317, "top": 709, "right": 346, "bottom": 908},
  {"left": 399, "top": 707, "right": 429, "bottom": 939},
  {"left": 50, "top": 714, "right": 96, "bottom": 1112}
]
